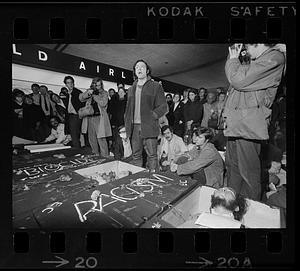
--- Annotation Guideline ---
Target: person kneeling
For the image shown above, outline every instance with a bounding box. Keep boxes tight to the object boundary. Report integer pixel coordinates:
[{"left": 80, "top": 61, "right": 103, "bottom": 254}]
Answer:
[
  {"left": 170, "top": 127, "right": 224, "bottom": 188},
  {"left": 42, "top": 116, "right": 71, "bottom": 145},
  {"left": 158, "top": 125, "right": 188, "bottom": 171}
]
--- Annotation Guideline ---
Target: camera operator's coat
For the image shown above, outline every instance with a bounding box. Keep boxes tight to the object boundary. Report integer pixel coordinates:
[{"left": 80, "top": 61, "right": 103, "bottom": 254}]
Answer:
[
  {"left": 124, "top": 77, "right": 168, "bottom": 138},
  {"left": 224, "top": 46, "right": 285, "bottom": 140},
  {"left": 80, "top": 89, "right": 112, "bottom": 138}
]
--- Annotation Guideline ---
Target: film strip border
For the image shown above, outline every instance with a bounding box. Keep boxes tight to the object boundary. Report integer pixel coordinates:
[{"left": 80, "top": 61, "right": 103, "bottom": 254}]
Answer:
[
  {"left": 0, "top": 2, "right": 296, "bottom": 269},
  {"left": 11, "top": 230, "right": 289, "bottom": 268},
  {"left": 0, "top": 3, "right": 295, "bottom": 42}
]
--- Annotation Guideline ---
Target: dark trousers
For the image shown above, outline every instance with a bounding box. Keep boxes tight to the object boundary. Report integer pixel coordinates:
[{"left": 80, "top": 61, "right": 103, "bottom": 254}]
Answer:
[
  {"left": 225, "top": 137, "right": 262, "bottom": 201},
  {"left": 68, "top": 114, "right": 82, "bottom": 148},
  {"left": 131, "top": 124, "right": 158, "bottom": 171}
]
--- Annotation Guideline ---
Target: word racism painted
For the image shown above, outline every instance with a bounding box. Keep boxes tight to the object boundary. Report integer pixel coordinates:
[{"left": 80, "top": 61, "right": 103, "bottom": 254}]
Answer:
[
  {"left": 230, "top": 6, "right": 296, "bottom": 16},
  {"left": 74, "top": 174, "right": 174, "bottom": 223},
  {"left": 12, "top": 44, "right": 133, "bottom": 85},
  {"left": 14, "top": 157, "right": 105, "bottom": 181},
  {"left": 147, "top": 6, "right": 204, "bottom": 17}
]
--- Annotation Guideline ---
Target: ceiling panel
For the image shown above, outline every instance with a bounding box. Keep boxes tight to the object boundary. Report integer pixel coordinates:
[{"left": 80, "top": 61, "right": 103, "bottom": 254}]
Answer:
[{"left": 37, "top": 44, "right": 230, "bottom": 89}]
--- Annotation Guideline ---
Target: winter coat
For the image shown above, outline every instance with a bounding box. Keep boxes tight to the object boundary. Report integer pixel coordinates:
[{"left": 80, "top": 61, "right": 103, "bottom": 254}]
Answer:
[
  {"left": 177, "top": 142, "right": 224, "bottom": 188},
  {"left": 183, "top": 100, "right": 203, "bottom": 125},
  {"left": 224, "top": 46, "right": 285, "bottom": 140},
  {"left": 80, "top": 89, "right": 112, "bottom": 138},
  {"left": 124, "top": 77, "right": 168, "bottom": 138},
  {"left": 109, "top": 96, "right": 127, "bottom": 128}
]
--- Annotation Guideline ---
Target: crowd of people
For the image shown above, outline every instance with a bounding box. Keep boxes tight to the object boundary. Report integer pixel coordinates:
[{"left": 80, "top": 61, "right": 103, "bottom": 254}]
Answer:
[{"left": 13, "top": 44, "right": 287, "bottom": 226}]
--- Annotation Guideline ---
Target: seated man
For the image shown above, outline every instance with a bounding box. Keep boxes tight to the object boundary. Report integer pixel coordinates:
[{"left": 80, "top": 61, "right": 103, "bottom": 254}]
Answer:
[
  {"left": 157, "top": 125, "right": 188, "bottom": 171},
  {"left": 170, "top": 127, "right": 224, "bottom": 188},
  {"left": 262, "top": 159, "right": 286, "bottom": 210},
  {"left": 113, "top": 126, "right": 132, "bottom": 161},
  {"left": 42, "top": 116, "right": 71, "bottom": 145}
]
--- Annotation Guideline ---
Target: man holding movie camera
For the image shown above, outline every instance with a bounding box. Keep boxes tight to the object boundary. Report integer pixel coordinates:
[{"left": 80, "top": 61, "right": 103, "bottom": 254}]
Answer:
[
  {"left": 223, "top": 43, "right": 286, "bottom": 201},
  {"left": 79, "top": 77, "right": 112, "bottom": 157}
]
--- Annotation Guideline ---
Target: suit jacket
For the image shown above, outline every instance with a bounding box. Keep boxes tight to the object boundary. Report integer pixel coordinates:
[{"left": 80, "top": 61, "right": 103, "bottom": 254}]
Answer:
[
  {"left": 170, "top": 101, "right": 185, "bottom": 126},
  {"left": 124, "top": 77, "right": 168, "bottom": 138}
]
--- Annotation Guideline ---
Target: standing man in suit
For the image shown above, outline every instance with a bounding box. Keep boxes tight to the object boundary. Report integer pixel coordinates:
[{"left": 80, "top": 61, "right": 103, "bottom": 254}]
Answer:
[
  {"left": 124, "top": 60, "right": 168, "bottom": 172},
  {"left": 60, "top": 76, "right": 85, "bottom": 148}
]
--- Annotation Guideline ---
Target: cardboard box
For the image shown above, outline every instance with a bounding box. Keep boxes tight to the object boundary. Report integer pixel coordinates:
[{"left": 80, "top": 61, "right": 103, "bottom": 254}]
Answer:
[
  {"left": 160, "top": 185, "right": 282, "bottom": 228},
  {"left": 75, "top": 160, "right": 145, "bottom": 185}
]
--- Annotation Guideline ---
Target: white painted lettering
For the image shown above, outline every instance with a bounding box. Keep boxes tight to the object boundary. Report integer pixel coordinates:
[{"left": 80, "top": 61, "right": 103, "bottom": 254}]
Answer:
[
  {"left": 79, "top": 61, "right": 86, "bottom": 70},
  {"left": 97, "top": 65, "right": 100, "bottom": 73},
  {"left": 109, "top": 68, "right": 114, "bottom": 76},
  {"left": 12, "top": 44, "right": 22, "bottom": 56},
  {"left": 121, "top": 71, "right": 126, "bottom": 79},
  {"left": 38, "top": 50, "right": 48, "bottom": 61},
  {"left": 23, "top": 168, "right": 41, "bottom": 176}
]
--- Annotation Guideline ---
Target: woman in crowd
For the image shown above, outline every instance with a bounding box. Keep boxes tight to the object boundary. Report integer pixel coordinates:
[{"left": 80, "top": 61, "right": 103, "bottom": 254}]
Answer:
[
  {"left": 170, "top": 127, "right": 224, "bottom": 188},
  {"left": 80, "top": 77, "right": 112, "bottom": 157},
  {"left": 198, "top": 87, "right": 207, "bottom": 104},
  {"left": 183, "top": 89, "right": 203, "bottom": 133},
  {"left": 50, "top": 93, "right": 67, "bottom": 123},
  {"left": 29, "top": 83, "right": 41, "bottom": 106},
  {"left": 23, "top": 95, "right": 45, "bottom": 141},
  {"left": 182, "top": 89, "right": 189, "bottom": 105},
  {"left": 216, "top": 91, "right": 226, "bottom": 117},
  {"left": 201, "top": 91, "right": 218, "bottom": 128},
  {"left": 12, "top": 89, "right": 25, "bottom": 138},
  {"left": 165, "top": 93, "right": 174, "bottom": 125},
  {"left": 110, "top": 87, "right": 127, "bottom": 142},
  {"left": 210, "top": 91, "right": 227, "bottom": 151},
  {"left": 169, "top": 92, "right": 185, "bottom": 138},
  {"left": 40, "top": 85, "right": 56, "bottom": 122}
]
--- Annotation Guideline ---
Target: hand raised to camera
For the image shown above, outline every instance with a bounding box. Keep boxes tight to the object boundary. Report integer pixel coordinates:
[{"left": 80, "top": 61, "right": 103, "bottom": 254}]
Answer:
[
  {"left": 92, "top": 94, "right": 101, "bottom": 103},
  {"left": 228, "top": 44, "right": 243, "bottom": 59}
]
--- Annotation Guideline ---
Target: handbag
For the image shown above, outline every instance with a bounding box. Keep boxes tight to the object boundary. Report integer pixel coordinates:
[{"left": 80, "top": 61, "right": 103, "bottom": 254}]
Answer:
[{"left": 78, "top": 104, "right": 94, "bottom": 119}]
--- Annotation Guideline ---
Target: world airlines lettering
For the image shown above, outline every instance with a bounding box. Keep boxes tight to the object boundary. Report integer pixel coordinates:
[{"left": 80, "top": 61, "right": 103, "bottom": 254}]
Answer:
[
  {"left": 12, "top": 44, "right": 131, "bottom": 84},
  {"left": 12, "top": 44, "right": 190, "bottom": 93}
]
